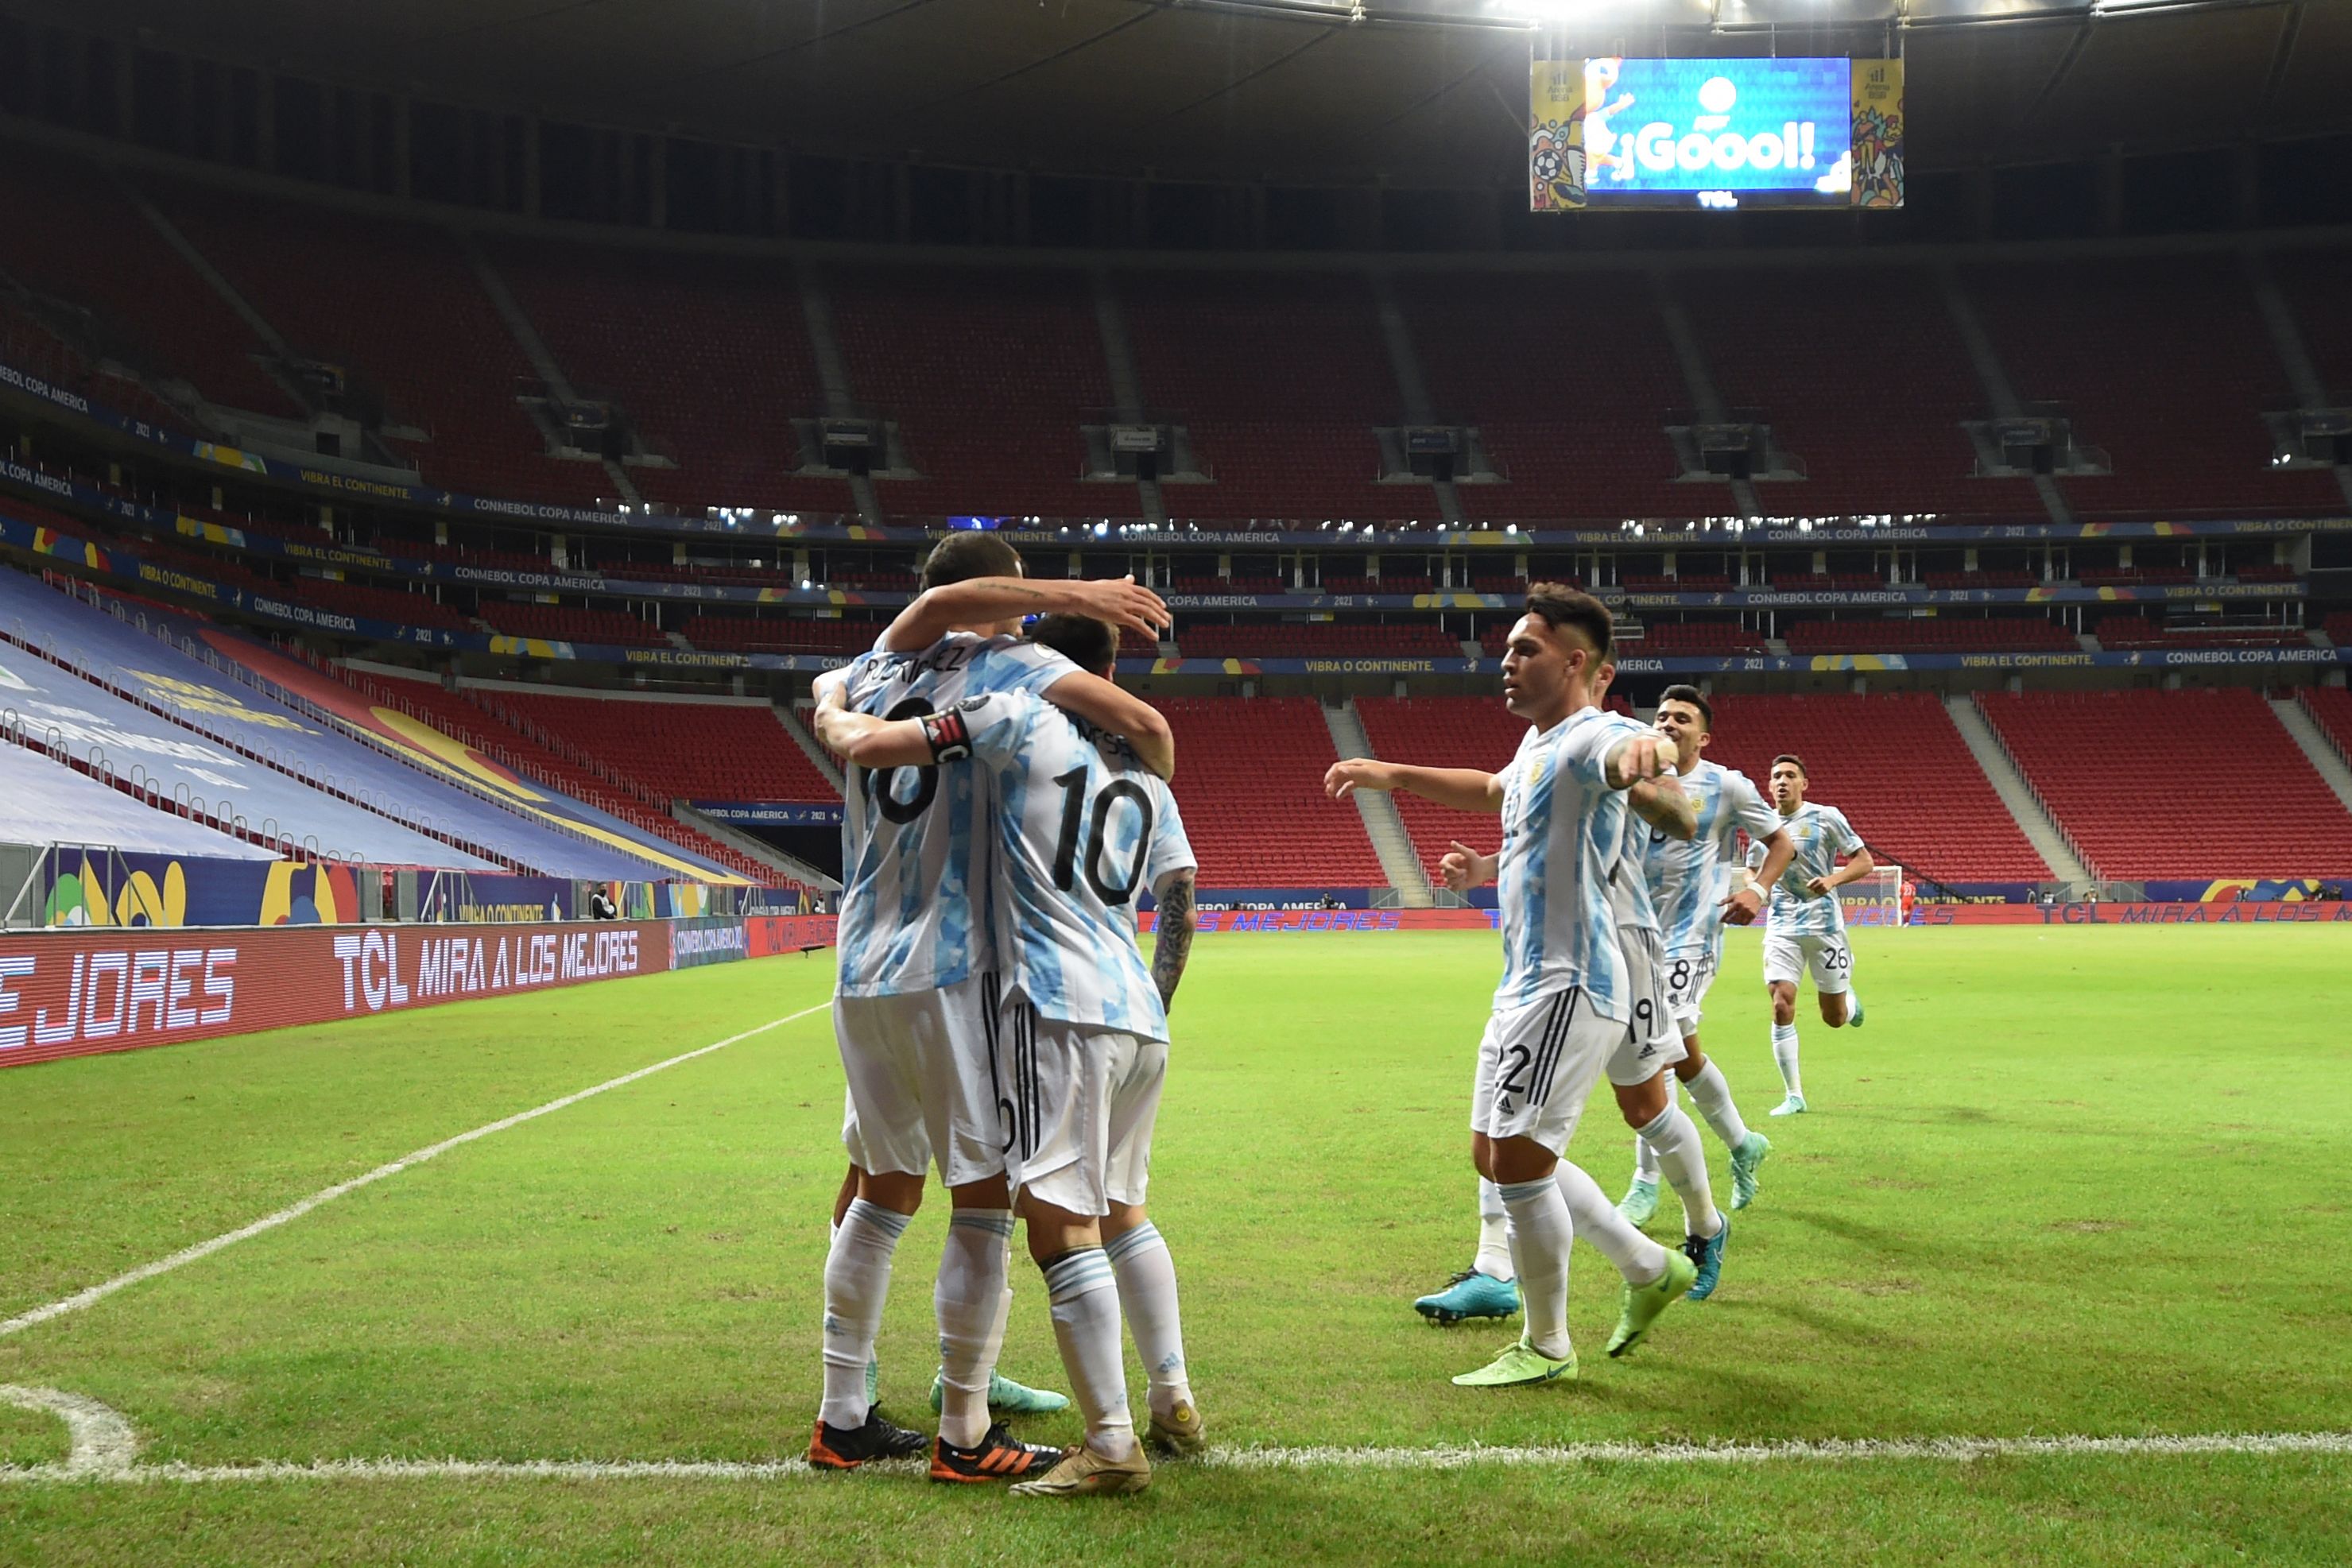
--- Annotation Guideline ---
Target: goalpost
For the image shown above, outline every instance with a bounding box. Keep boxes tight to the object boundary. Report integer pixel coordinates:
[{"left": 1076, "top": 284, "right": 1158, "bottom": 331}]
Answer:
[{"left": 1838, "top": 862, "right": 1906, "bottom": 929}]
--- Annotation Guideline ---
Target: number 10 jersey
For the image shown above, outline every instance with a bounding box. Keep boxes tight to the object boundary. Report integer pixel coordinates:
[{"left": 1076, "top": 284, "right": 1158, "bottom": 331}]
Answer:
[{"left": 958, "top": 688, "right": 1195, "bottom": 1043}]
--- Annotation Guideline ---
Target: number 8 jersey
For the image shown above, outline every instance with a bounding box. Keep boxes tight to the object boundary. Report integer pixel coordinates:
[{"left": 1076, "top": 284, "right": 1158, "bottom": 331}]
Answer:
[
  {"left": 955, "top": 687, "right": 1195, "bottom": 1043},
  {"left": 834, "top": 633, "right": 1076, "bottom": 998}
]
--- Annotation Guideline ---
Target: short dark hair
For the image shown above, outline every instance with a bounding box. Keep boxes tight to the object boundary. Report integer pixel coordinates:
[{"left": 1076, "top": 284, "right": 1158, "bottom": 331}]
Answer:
[
  {"left": 1771, "top": 753, "right": 1808, "bottom": 777},
  {"left": 1657, "top": 683, "right": 1713, "bottom": 729},
  {"left": 919, "top": 532, "right": 1023, "bottom": 590},
  {"left": 1522, "top": 583, "right": 1612, "bottom": 660},
  {"left": 1029, "top": 614, "right": 1116, "bottom": 677}
]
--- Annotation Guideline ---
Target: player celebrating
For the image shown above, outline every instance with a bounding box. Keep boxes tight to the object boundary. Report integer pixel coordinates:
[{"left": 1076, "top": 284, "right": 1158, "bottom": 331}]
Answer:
[
  {"left": 807, "top": 536, "right": 1172, "bottom": 1478},
  {"left": 1618, "top": 686, "right": 1794, "bottom": 1233},
  {"left": 1746, "top": 753, "right": 1873, "bottom": 1117},
  {"left": 1324, "top": 587, "right": 1699, "bottom": 1386},
  {"left": 819, "top": 614, "right": 1199, "bottom": 1496}
]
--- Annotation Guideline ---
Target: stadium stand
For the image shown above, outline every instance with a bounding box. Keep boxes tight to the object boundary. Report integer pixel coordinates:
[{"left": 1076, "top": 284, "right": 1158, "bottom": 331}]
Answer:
[
  {"left": 1146, "top": 699, "right": 1385, "bottom": 887},
  {"left": 480, "top": 602, "right": 669, "bottom": 646},
  {"left": 2323, "top": 614, "right": 2352, "bottom": 647},
  {"left": 2092, "top": 616, "right": 2309, "bottom": 649},
  {"left": 1783, "top": 618, "right": 2079, "bottom": 653},
  {"left": 1397, "top": 271, "right": 1694, "bottom": 521},
  {"left": 2301, "top": 687, "right": 2352, "bottom": 774},
  {"left": 1122, "top": 272, "right": 1405, "bottom": 521},
  {"left": 0, "top": 740, "right": 280, "bottom": 860},
  {"left": 1177, "top": 623, "right": 1463, "bottom": 659},
  {"left": 0, "top": 147, "right": 298, "bottom": 416},
  {"left": 1630, "top": 621, "right": 1770, "bottom": 655},
  {"left": 1699, "top": 694, "right": 2052, "bottom": 884},
  {"left": 1354, "top": 697, "right": 1531, "bottom": 877},
  {"left": 1977, "top": 688, "right": 2352, "bottom": 878},
  {"left": 467, "top": 687, "right": 837, "bottom": 805},
  {"left": 1962, "top": 257, "right": 2344, "bottom": 519},
  {"left": 682, "top": 615, "right": 884, "bottom": 653},
  {"left": 0, "top": 565, "right": 751, "bottom": 879},
  {"left": 833, "top": 265, "right": 1116, "bottom": 518},
  {"left": 485, "top": 238, "right": 852, "bottom": 514},
  {"left": 1685, "top": 265, "right": 2021, "bottom": 517},
  {"left": 153, "top": 185, "right": 608, "bottom": 503}
]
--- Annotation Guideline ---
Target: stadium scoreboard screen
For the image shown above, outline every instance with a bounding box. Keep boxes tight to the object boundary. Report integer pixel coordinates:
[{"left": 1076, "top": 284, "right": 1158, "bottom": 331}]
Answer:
[{"left": 1532, "top": 56, "right": 1903, "bottom": 211}]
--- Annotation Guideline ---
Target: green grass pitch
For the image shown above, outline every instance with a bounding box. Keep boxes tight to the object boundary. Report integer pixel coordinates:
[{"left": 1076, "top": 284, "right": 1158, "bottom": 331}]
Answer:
[{"left": 3, "top": 927, "right": 2350, "bottom": 1565}]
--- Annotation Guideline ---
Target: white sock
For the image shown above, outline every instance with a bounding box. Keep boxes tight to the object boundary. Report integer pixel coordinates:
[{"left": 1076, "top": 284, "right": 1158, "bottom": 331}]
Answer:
[
  {"left": 1684, "top": 1058, "right": 1751, "bottom": 1152},
  {"left": 1637, "top": 1101, "right": 1722, "bottom": 1241},
  {"left": 1474, "top": 1178, "right": 1516, "bottom": 1280},
  {"left": 935, "top": 1210, "right": 1013, "bottom": 1449},
  {"left": 1043, "top": 1248, "right": 1137, "bottom": 1461},
  {"left": 1772, "top": 1022, "right": 1803, "bottom": 1098},
  {"left": 1497, "top": 1176, "right": 1575, "bottom": 1360},
  {"left": 1106, "top": 1221, "right": 1192, "bottom": 1419},
  {"left": 820, "top": 1198, "right": 910, "bottom": 1430},
  {"left": 1554, "top": 1160, "right": 1670, "bottom": 1287},
  {"left": 1632, "top": 1132, "right": 1662, "bottom": 1184}
]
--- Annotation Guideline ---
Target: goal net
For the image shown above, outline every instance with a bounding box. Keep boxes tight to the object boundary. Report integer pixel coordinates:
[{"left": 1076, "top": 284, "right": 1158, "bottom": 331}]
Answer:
[{"left": 1837, "top": 862, "right": 1905, "bottom": 929}]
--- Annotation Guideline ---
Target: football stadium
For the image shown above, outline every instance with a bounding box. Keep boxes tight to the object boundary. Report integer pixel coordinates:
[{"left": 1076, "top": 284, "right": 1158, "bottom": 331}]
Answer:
[{"left": 2, "top": 0, "right": 2350, "bottom": 1560}]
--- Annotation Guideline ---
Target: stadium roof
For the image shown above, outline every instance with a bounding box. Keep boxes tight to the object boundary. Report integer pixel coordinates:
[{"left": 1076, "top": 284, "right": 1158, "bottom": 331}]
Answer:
[{"left": 39, "top": 0, "right": 2352, "bottom": 184}]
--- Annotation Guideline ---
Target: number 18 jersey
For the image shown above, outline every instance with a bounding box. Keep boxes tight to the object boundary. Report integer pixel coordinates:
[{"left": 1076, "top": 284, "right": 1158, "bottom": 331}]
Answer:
[
  {"left": 833, "top": 633, "right": 1075, "bottom": 999},
  {"left": 955, "top": 688, "right": 1194, "bottom": 1043}
]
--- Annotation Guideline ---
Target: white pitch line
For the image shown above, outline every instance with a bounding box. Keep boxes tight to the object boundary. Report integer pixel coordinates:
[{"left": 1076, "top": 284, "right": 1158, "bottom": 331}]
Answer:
[
  {"left": 2, "top": 1431, "right": 2350, "bottom": 1486},
  {"left": 0, "top": 1001, "right": 831, "bottom": 1342}
]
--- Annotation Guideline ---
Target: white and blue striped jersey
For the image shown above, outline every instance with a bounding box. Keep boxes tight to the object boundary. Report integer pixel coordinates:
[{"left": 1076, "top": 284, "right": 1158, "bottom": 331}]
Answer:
[
  {"left": 832, "top": 633, "right": 1076, "bottom": 997},
  {"left": 1592, "top": 712, "right": 1669, "bottom": 937},
  {"left": 1493, "top": 707, "right": 1631, "bottom": 1020},
  {"left": 1746, "top": 801, "right": 1865, "bottom": 939},
  {"left": 1644, "top": 758, "right": 1782, "bottom": 960},
  {"left": 957, "top": 689, "right": 1193, "bottom": 1043}
]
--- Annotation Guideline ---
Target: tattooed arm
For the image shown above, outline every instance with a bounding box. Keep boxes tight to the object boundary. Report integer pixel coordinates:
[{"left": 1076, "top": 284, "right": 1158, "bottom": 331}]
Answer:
[{"left": 1149, "top": 867, "right": 1197, "bottom": 1012}]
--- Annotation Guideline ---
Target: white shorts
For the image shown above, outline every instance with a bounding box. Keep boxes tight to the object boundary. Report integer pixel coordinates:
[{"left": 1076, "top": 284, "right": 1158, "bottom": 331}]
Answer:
[
  {"left": 996, "top": 988, "right": 1167, "bottom": 1218},
  {"left": 835, "top": 973, "right": 1008, "bottom": 1187},
  {"left": 1763, "top": 931, "right": 1854, "bottom": 995},
  {"left": 1615, "top": 926, "right": 1687, "bottom": 1082},
  {"left": 1661, "top": 949, "right": 1718, "bottom": 1037},
  {"left": 1469, "top": 985, "right": 1622, "bottom": 1157}
]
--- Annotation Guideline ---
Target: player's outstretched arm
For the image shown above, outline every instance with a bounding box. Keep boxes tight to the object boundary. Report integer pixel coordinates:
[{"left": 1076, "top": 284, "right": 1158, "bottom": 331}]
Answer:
[
  {"left": 811, "top": 705, "right": 948, "bottom": 769},
  {"left": 1323, "top": 760, "right": 1503, "bottom": 813},
  {"left": 1438, "top": 840, "right": 1500, "bottom": 895},
  {"left": 1149, "top": 867, "right": 1196, "bottom": 1011},
  {"left": 1626, "top": 774, "right": 1697, "bottom": 841},
  {"left": 1723, "top": 826, "right": 1794, "bottom": 924},
  {"left": 1041, "top": 672, "right": 1176, "bottom": 780},
  {"left": 1808, "top": 846, "right": 1877, "bottom": 898},
  {"left": 879, "top": 575, "right": 1170, "bottom": 652}
]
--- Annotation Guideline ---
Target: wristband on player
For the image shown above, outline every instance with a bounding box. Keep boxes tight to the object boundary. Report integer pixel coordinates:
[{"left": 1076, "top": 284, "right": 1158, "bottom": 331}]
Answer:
[{"left": 921, "top": 710, "right": 973, "bottom": 762}]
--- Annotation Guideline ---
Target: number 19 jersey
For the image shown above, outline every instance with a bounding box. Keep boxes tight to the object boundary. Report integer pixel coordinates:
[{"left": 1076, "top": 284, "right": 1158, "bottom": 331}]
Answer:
[
  {"left": 833, "top": 633, "right": 1075, "bottom": 998},
  {"left": 957, "top": 689, "right": 1193, "bottom": 1043}
]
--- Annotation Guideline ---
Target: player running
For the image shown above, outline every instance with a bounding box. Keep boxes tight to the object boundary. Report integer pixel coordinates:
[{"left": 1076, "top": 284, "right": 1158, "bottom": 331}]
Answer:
[
  {"left": 1324, "top": 587, "right": 1699, "bottom": 1385},
  {"left": 819, "top": 614, "right": 1199, "bottom": 1497},
  {"left": 806, "top": 535, "right": 1173, "bottom": 1478},
  {"left": 1618, "top": 685, "right": 1794, "bottom": 1239},
  {"left": 1744, "top": 753, "right": 1873, "bottom": 1117}
]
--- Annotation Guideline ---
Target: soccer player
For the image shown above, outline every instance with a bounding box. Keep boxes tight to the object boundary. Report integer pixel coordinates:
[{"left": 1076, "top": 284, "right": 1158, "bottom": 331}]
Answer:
[
  {"left": 820, "top": 614, "right": 1199, "bottom": 1497},
  {"left": 805, "top": 535, "right": 1173, "bottom": 1476},
  {"left": 1618, "top": 685, "right": 1795, "bottom": 1241},
  {"left": 1746, "top": 753, "right": 1873, "bottom": 1117},
  {"left": 1324, "top": 587, "right": 1699, "bottom": 1385}
]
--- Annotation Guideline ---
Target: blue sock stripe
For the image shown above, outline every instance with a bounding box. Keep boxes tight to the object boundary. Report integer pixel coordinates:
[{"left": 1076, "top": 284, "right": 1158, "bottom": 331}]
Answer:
[
  {"left": 949, "top": 1210, "right": 1017, "bottom": 1239},
  {"left": 1041, "top": 1248, "right": 1116, "bottom": 1301},
  {"left": 846, "top": 1198, "right": 913, "bottom": 1240},
  {"left": 1497, "top": 1179, "right": 1553, "bottom": 1206},
  {"left": 1105, "top": 1222, "right": 1164, "bottom": 1264}
]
